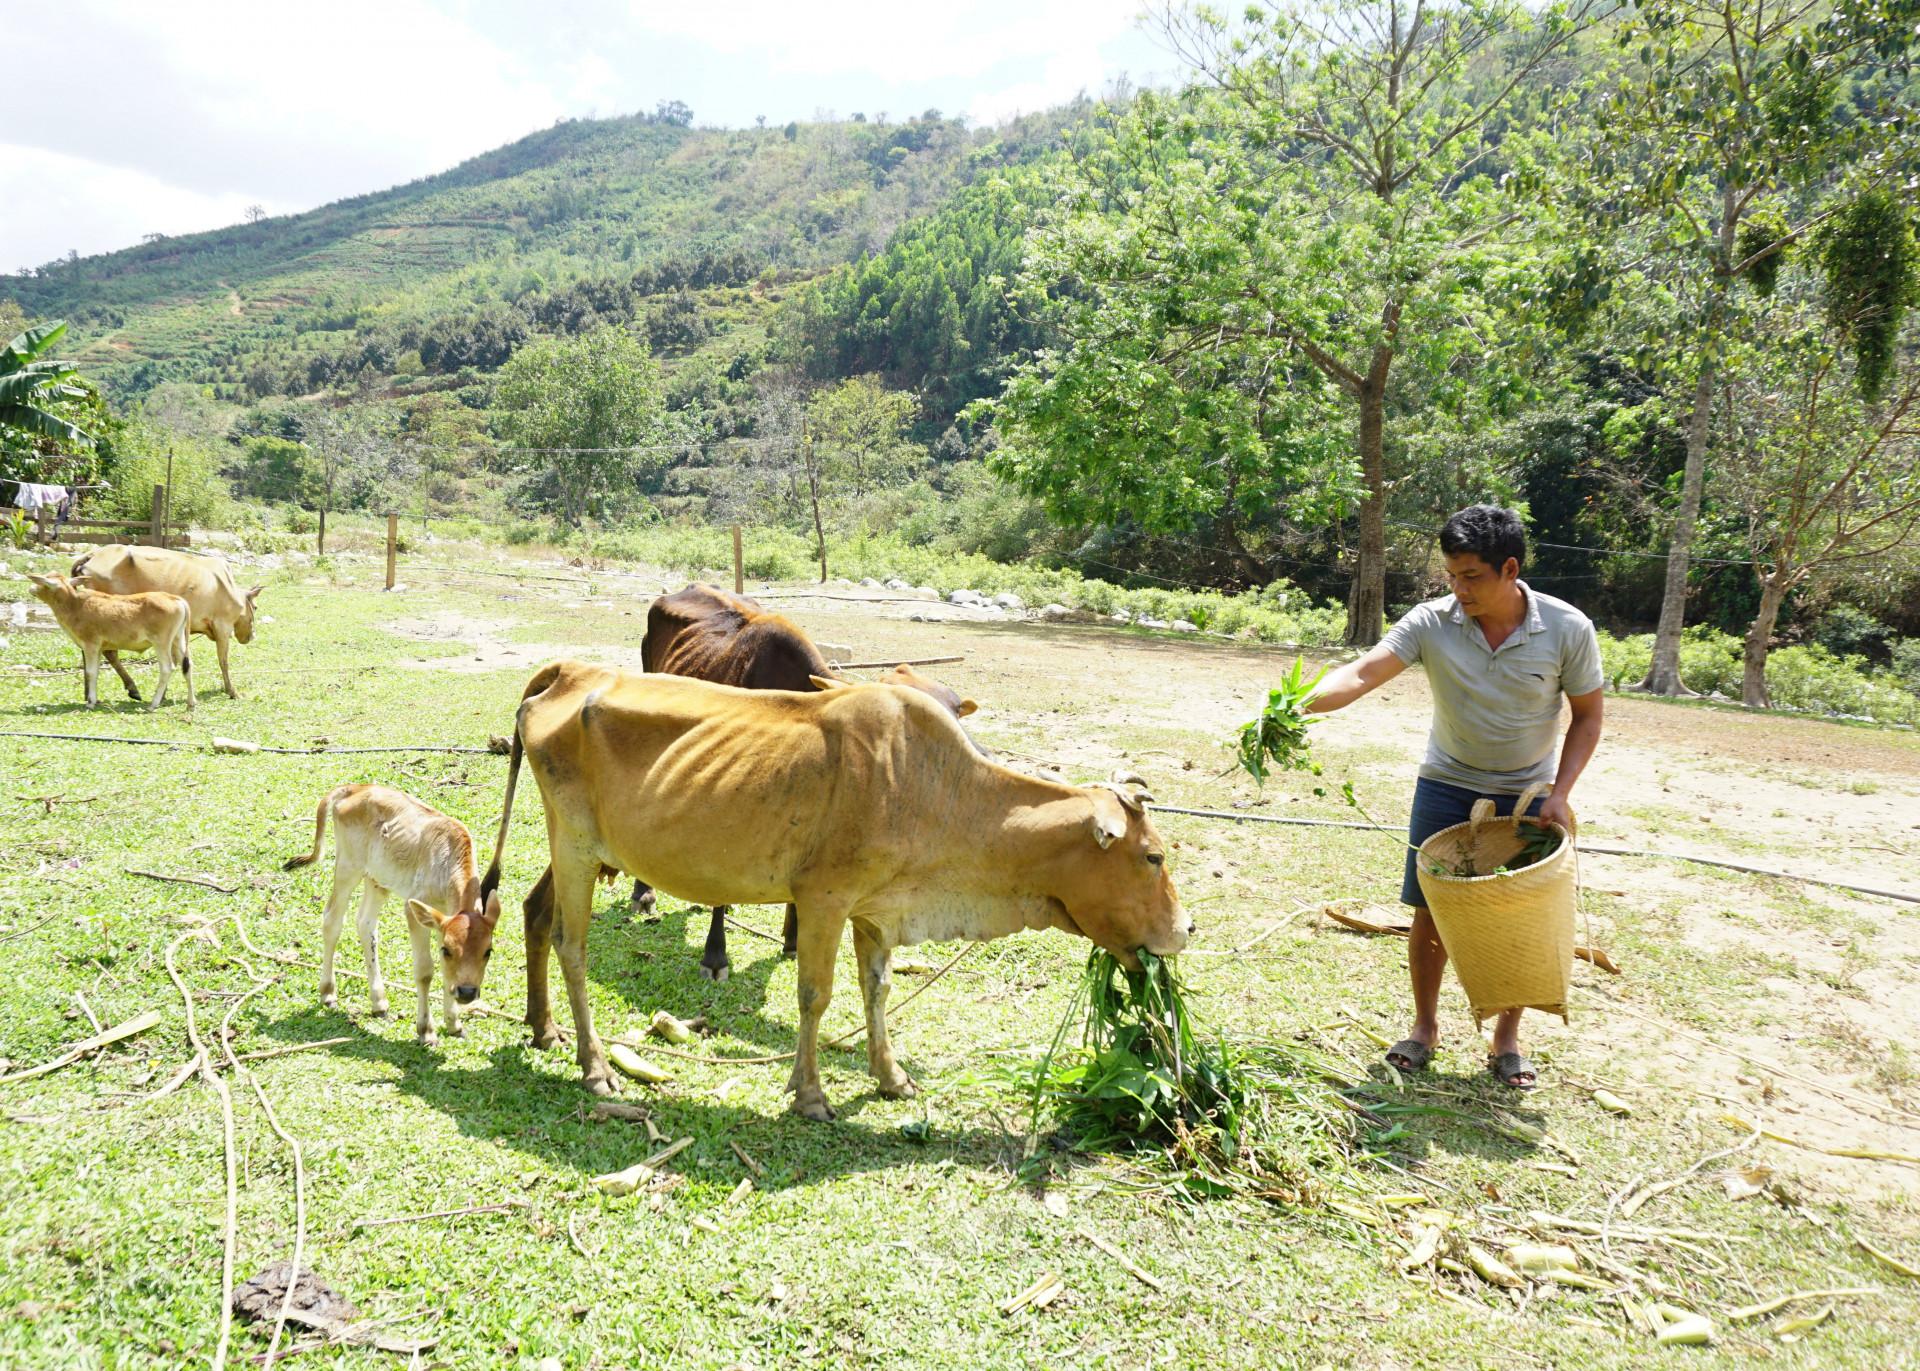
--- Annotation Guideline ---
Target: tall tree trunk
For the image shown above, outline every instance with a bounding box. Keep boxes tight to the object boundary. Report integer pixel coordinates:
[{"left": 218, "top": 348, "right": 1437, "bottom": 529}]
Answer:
[
  {"left": 1741, "top": 574, "right": 1790, "bottom": 709},
  {"left": 1637, "top": 358, "right": 1714, "bottom": 694},
  {"left": 1344, "top": 377, "right": 1388, "bottom": 646}
]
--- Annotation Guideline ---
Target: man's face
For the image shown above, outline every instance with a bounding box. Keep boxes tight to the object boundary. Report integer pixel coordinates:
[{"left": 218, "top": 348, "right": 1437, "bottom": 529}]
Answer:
[{"left": 1443, "top": 552, "right": 1520, "bottom": 617}]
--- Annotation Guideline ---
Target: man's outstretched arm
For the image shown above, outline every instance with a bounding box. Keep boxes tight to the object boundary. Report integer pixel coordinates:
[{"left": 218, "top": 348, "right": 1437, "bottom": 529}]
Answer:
[{"left": 1305, "top": 643, "right": 1408, "bottom": 714}]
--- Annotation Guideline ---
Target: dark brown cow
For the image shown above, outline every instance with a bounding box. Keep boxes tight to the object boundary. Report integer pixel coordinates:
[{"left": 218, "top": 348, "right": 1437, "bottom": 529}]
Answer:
[{"left": 632, "top": 584, "right": 978, "bottom": 981}]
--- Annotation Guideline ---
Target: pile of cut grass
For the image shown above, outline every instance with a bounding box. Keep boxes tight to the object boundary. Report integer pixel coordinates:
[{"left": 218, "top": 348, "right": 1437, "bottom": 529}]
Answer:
[{"left": 1019, "top": 949, "right": 1366, "bottom": 1205}]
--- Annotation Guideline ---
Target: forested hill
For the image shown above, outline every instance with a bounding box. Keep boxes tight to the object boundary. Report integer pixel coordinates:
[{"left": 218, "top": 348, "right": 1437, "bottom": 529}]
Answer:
[{"left": 4, "top": 105, "right": 1077, "bottom": 401}]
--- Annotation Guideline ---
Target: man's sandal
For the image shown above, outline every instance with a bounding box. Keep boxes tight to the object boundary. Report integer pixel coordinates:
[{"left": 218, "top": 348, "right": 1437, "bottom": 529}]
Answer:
[
  {"left": 1385, "top": 1039, "right": 1434, "bottom": 1072},
  {"left": 1488, "top": 1052, "right": 1537, "bottom": 1090}
]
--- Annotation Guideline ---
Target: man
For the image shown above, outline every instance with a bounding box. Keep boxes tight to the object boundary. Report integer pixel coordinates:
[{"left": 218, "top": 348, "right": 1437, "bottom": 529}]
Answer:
[{"left": 1307, "top": 505, "right": 1603, "bottom": 1089}]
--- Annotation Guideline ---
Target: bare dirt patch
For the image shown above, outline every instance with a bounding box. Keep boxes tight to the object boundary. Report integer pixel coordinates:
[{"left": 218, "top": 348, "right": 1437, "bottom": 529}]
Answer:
[{"left": 381, "top": 609, "right": 647, "bottom": 675}]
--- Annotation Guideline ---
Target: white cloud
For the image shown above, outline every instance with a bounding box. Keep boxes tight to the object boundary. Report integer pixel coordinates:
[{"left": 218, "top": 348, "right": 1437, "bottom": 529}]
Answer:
[
  {"left": 0, "top": 144, "right": 289, "bottom": 270},
  {"left": 627, "top": 0, "right": 1144, "bottom": 81}
]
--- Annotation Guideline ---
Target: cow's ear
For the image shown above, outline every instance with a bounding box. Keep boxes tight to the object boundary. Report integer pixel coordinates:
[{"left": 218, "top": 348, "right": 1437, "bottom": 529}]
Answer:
[
  {"left": 1088, "top": 789, "right": 1129, "bottom": 849},
  {"left": 406, "top": 899, "right": 449, "bottom": 930},
  {"left": 245, "top": 586, "right": 263, "bottom": 604},
  {"left": 808, "top": 674, "right": 848, "bottom": 692},
  {"left": 956, "top": 698, "right": 979, "bottom": 718},
  {"left": 481, "top": 890, "right": 502, "bottom": 926}
]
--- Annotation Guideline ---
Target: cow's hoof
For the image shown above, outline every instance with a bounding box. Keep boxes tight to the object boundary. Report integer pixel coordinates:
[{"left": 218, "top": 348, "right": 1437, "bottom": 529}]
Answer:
[
  {"left": 369, "top": 1001, "right": 390, "bottom": 1018},
  {"left": 584, "top": 1073, "right": 617, "bottom": 1098},
  {"left": 319, "top": 990, "right": 337, "bottom": 1009},
  {"left": 790, "top": 1091, "right": 836, "bottom": 1123},
  {"left": 529, "top": 1023, "right": 561, "bottom": 1050},
  {"left": 418, "top": 1030, "right": 438, "bottom": 1048},
  {"left": 781, "top": 946, "right": 797, "bottom": 961},
  {"left": 876, "top": 1073, "right": 917, "bottom": 1100},
  {"left": 444, "top": 1020, "right": 465, "bottom": 1039},
  {"left": 698, "top": 961, "right": 731, "bottom": 983}
]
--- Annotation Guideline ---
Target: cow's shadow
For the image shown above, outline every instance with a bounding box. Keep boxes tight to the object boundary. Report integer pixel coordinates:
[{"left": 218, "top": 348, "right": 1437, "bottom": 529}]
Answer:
[{"left": 253, "top": 1000, "right": 1011, "bottom": 1194}]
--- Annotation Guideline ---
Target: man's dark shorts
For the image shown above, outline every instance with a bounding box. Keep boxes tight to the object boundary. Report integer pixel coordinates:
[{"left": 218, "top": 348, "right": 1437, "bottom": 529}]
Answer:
[{"left": 1401, "top": 777, "right": 1545, "bottom": 907}]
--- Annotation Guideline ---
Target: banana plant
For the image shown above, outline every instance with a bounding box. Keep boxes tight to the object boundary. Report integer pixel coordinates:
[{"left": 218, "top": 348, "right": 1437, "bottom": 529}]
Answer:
[{"left": 1, "top": 321, "right": 93, "bottom": 447}]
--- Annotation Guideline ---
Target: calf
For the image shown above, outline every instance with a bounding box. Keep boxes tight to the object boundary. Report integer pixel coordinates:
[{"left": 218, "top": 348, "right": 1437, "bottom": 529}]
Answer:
[
  {"left": 72, "top": 544, "right": 262, "bottom": 700},
  {"left": 635, "top": 583, "right": 981, "bottom": 980},
  {"left": 284, "top": 784, "right": 501, "bottom": 1046},
  {"left": 26, "top": 574, "right": 194, "bottom": 717}
]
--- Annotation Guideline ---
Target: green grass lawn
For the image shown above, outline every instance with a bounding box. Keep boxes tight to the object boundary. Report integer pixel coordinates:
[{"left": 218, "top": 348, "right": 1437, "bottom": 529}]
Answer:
[{"left": 2, "top": 550, "right": 1917, "bottom": 1368}]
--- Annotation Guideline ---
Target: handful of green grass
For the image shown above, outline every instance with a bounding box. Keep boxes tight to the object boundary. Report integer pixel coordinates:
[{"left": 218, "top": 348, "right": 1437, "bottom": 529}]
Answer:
[{"left": 1236, "top": 657, "right": 1327, "bottom": 784}]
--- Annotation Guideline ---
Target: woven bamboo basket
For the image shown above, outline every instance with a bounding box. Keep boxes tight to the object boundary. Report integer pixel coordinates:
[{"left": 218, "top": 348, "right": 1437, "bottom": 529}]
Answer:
[{"left": 1415, "top": 782, "right": 1577, "bottom": 1022}]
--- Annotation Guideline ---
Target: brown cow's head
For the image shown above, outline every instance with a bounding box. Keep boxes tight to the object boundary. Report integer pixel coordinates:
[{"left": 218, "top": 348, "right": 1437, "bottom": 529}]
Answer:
[
  {"left": 407, "top": 890, "right": 502, "bottom": 1003},
  {"left": 1051, "top": 774, "right": 1189, "bottom": 966},
  {"left": 25, "top": 573, "right": 75, "bottom": 608},
  {"left": 234, "top": 586, "right": 263, "bottom": 644}
]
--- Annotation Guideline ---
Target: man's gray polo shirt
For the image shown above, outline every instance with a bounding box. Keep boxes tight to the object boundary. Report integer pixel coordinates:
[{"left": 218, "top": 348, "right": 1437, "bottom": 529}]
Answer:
[{"left": 1380, "top": 582, "right": 1604, "bottom": 795}]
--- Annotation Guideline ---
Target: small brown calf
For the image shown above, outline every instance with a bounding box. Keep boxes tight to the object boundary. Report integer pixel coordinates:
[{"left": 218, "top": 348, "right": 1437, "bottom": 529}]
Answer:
[
  {"left": 284, "top": 784, "right": 501, "bottom": 1045},
  {"left": 26, "top": 574, "right": 194, "bottom": 717}
]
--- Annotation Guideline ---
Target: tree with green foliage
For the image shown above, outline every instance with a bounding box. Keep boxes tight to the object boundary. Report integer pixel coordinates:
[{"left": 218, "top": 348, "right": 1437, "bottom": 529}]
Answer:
[
  {"left": 990, "top": 1, "right": 1594, "bottom": 639},
  {"left": 806, "top": 375, "right": 922, "bottom": 499},
  {"left": 1715, "top": 298, "right": 1920, "bottom": 708},
  {"left": 1580, "top": 0, "right": 1920, "bottom": 694},
  {"left": 493, "top": 327, "right": 672, "bottom": 525}
]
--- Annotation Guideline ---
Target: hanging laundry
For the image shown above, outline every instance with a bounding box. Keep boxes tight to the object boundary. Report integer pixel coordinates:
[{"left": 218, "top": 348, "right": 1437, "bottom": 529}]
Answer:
[{"left": 10, "top": 482, "right": 68, "bottom": 511}]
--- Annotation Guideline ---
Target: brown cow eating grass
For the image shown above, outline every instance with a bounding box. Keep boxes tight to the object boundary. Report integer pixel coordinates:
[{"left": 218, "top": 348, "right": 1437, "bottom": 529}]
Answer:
[
  {"left": 483, "top": 662, "right": 1187, "bottom": 1119},
  {"left": 285, "top": 783, "right": 501, "bottom": 1046},
  {"left": 27, "top": 573, "right": 195, "bottom": 717}
]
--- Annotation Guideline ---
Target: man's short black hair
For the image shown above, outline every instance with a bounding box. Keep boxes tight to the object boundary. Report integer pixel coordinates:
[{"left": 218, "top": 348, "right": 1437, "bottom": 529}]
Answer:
[{"left": 1440, "top": 504, "right": 1526, "bottom": 571}]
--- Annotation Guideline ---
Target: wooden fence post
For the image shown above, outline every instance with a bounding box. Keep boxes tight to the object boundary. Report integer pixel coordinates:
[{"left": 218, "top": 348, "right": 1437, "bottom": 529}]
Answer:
[
  {"left": 317, "top": 507, "right": 326, "bottom": 556},
  {"left": 34, "top": 505, "right": 53, "bottom": 546},
  {"left": 149, "top": 485, "right": 167, "bottom": 547},
  {"left": 385, "top": 513, "right": 398, "bottom": 590},
  {"left": 732, "top": 524, "right": 743, "bottom": 594}
]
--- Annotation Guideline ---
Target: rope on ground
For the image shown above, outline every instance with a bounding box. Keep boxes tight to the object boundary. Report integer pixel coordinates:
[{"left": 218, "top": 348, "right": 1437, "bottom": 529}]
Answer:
[
  {"left": 164, "top": 927, "right": 240, "bottom": 1371},
  {"left": 1145, "top": 804, "right": 1920, "bottom": 906},
  {"left": 0, "top": 730, "right": 497, "bottom": 756}
]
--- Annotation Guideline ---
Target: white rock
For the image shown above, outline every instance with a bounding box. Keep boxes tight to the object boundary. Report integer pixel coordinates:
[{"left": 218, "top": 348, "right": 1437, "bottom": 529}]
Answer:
[
  {"left": 1040, "top": 603, "right": 1072, "bottom": 621},
  {"left": 816, "top": 642, "right": 854, "bottom": 662},
  {"left": 885, "top": 578, "right": 912, "bottom": 591},
  {"left": 1138, "top": 616, "right": 1169, "bottom": 629},
  {"left": 991, "top": 592, "right": 1025, "bottom": 611},
  {"left": 0, "top": 635, "right": 9, "bottom": 652},
  {"left": 1172, "top": 620, "right": 1199, "bottom": 633},
  {"left": 859, "top": 577, "right": 883, "bottom": 588},
  {"left": 1110, "top": 610, "right": 1131, "bottom": 623},
  {"left": 947, "top": 588, "right": 983, "bottom": 605}
]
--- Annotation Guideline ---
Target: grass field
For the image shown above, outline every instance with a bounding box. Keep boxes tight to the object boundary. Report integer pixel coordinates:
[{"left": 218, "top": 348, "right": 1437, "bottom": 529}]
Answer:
[{"left": 3, "top": 542, "right": 1918, "bottom": 1369}]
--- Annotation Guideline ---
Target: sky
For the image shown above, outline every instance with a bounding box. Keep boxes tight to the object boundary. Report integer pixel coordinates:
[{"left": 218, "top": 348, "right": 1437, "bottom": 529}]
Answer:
[{"left": 1, "top": 0, "right": 1178, "bottom": 272}]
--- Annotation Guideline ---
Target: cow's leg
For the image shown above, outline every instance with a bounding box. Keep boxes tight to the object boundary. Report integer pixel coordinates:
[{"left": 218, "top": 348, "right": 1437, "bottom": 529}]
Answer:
[
  {"left": 103, "top": 648, "right": 141, "bottom": 701},
  {"left": 149, "top": 639, "right": 172, "bottom": 712},
  {"left": 405, "top": 912, "right": 437, "bottom": 1046},
  {"left": 317, "top": 861, "right": 356, "bottom": 1008},
  {"left": 357, "top": 880, "right": 390, "bottom": 1017},
  {"left": 782, "top": 904, "right": 798, "bottom": 959},
  {"left": 629, "top": 880, "right": 655, "bottom": 915},
  {"left": 213, "top": 625, "right": 238, "bottom": 699},
  {"left": 550, "top": 853, "right": 612, "bottom": 1094},
  {"left": 854, "top": 922, "right": 914, "bottom": 1098},
  {"left": 699, "top": 906, "right": 731, "bottom": 982},
  {"left": 81, "top": 644, "right": 101, "bottom": 708},
  {"left": 523, "top": 867, "right": 562, "bottom": 1049},
  {"left": 785, "top": 903, "right": 850, "bottom": 1122}
]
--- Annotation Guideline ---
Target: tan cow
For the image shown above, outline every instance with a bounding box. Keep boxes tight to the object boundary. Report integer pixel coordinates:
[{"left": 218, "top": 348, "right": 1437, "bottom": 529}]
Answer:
[
  {"left": 26, "top": 574, "right": 194, "bottom": 716},
  {"left": 482, "top": 663, "right": 1188, "bottom": 1119},
  {"left": 71, "top": 545, "right": 262, "bottom": 700},
  {"left": 285, "top": 784, "right": 502, "bottom": 1045}
]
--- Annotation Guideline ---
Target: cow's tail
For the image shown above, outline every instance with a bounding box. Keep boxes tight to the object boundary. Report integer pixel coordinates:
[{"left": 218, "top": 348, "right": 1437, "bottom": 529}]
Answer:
[
  {"left": 283, "top": 785, "right": 351, "bottom": 871},
  {"left": 481, "top": 663, "right": 564, "bottom": 901}
]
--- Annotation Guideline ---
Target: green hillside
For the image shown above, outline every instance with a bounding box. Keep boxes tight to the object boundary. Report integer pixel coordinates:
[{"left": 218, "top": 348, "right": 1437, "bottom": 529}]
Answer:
[{"left": 3, "top": 106, "right": 1078, "bottom": 401}]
